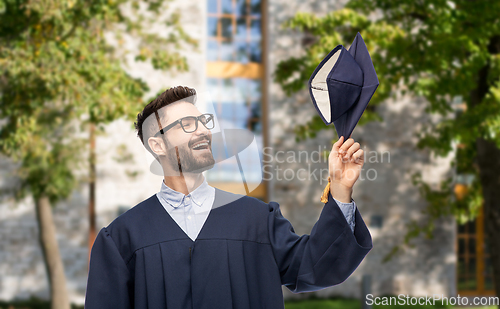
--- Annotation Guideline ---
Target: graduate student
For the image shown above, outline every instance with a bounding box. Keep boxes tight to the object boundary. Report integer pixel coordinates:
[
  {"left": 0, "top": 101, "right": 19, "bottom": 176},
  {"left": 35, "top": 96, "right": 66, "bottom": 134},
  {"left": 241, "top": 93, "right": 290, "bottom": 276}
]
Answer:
[{"left": 85, "top": 86, "right": 372, "bottom": 309}]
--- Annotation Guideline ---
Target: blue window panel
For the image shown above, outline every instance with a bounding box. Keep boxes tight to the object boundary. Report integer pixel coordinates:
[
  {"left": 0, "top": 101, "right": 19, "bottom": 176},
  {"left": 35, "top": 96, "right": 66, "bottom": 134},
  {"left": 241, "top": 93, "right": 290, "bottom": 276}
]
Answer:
[
  {"left": 235, "top": 0, "right": 246, "bottom": 15},
  {"left": 248, "top": 40, "right": 261, "bottom": 63},
  {"left": 221, "top": 18, "right": 233, "bottom": 39},
  {"left": 248, "top": 79, "right": 261, "bottom": 99},
  {"left": 207, "top": 40, "right": 219, "bottom": 61},
  {"left": 220, "top": 80, "right": 244, "bottom": 104},
  {"left": 208, "top": 0, "right": 218, "bottom": 13},
  {"left": 232, "top": 78, "right": 248, "bottom": 104},
  {"left": 218, "top": 103, "right": 249, "bottom": 129},
  {"left": 219, "top": 41, "right": 234, "bottom": 61},
  {"left": 250, "top": 0, "right": 261, "bottom": 16},
  {"left": 219, "top": 80, "right": 233, "bottom": 103},
  {"left": 249, "top": 101, "right": 262, "bottom": 133},
  {"left": 235, "top": 103, "right": 249, "bottom": 118},
  {"left": 207, "top": 78, "right": 220, "bottom": 101},
  {"left": 221, "top": 0, "right": 234, "bottom": 14},
  {"left": 251, "top": 122, "right": 262, "bottom": 134},
  {"left": 207, "top": 17, "right": 218, "bottom": 37},
  {"left": 234, "top": 78, "right": 248, "bottom": 98},
  {"left": 250, "top": 101, "right": 261, "bottom": 118},
  {"left": 234, "top": 40, "right": 249, "bottom": 63},
  {"left": 236, "top": 136, "right": 263, "bottom": 183},
  {"left": 207, "top": 77, "right": 219, "bottom": 88},
  {"left": 235, "top": 17, "right": 247, "bottom": 39},
  {"left": 250, "top": 19, "right": 261, "bottom": 40},
  {"left": 218, "top": 103, "right": 236, "bottom": 119}
]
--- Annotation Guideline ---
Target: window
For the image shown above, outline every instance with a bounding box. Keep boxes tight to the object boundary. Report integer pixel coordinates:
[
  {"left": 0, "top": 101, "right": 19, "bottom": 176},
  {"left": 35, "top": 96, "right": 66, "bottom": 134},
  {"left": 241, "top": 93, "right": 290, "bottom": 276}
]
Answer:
[
  {"left": 206, "top": 0, "right": 266, "bottom": 200},
  {"left": 456, "top": 206, "right": 494, "bottom": 295},
  {"left": 454, "top": 141, "right": 493, "bottom": 295},
  {"left": 207, "top": 0, "right": 261, "bottom": 63}
]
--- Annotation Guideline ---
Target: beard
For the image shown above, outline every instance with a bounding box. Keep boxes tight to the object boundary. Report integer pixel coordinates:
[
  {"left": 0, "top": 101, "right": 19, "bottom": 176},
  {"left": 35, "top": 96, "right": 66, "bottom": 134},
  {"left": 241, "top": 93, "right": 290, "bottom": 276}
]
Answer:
[{"left": 164, "top": 136, "right": 215, "bottom": 174}]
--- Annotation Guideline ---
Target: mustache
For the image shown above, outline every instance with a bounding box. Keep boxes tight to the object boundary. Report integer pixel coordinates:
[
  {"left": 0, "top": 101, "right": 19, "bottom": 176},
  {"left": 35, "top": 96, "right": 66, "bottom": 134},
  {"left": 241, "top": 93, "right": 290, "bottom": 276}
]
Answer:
[{"left": 188, "top": 135, "right": 211, "bottom": 148}]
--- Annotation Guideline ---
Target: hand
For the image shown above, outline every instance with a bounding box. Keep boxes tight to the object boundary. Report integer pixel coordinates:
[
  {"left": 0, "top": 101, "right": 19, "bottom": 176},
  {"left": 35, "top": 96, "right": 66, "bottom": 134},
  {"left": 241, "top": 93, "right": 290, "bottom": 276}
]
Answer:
[{"left": 328, "top": 136, "right": 364, "bottom": 203}]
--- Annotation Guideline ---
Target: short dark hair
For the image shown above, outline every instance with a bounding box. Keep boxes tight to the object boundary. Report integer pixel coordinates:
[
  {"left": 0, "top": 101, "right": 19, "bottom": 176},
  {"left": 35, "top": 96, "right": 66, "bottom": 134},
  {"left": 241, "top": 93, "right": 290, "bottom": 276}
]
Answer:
[{"left": 135, "top": 86, "right": 197, "bottom": 152}]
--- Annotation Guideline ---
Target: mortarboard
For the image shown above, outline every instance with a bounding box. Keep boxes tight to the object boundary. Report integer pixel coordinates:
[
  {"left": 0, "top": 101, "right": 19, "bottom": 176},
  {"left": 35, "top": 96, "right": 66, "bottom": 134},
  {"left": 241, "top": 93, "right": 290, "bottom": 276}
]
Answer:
[{"left": 308, "top": 32, "right": 379, "bottom": 139}]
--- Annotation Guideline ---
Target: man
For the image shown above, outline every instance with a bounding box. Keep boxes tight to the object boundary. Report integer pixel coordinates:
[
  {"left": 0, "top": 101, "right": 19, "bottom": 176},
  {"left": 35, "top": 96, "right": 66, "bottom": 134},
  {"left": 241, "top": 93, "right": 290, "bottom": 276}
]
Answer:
[{"left": 85, "top": 86, "right": 372, "bottom": 309}]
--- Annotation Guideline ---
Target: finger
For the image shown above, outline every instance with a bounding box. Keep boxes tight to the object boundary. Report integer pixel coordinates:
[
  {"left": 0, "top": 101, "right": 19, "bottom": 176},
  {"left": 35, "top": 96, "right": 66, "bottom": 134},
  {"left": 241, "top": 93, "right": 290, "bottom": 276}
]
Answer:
[
  {"left": 352, "top": 149, "right": 364, "bottom": 163},
  {"left": 331, "top": 136, "right": 344, "bottom": 155},
  {"left": 345, "top": 142, "right": 360, "bottom": 159},
  {"left": 339, "top": 138, "right": 355, "bottom": 155}
]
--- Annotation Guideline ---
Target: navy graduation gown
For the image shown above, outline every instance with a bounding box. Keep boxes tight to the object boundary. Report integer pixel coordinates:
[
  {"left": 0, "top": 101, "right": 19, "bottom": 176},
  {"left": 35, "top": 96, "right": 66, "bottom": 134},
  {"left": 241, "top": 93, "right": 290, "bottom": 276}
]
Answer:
[{"left": 85, "top": 189, "right": 372, "bottom": 309}]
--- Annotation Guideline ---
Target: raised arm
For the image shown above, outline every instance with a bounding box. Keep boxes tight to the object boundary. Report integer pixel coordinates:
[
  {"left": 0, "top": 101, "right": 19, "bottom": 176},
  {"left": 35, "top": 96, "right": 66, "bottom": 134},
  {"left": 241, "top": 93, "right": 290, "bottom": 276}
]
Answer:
[{"left": 268, "top": 136, "right": 371, "bottom": 293}]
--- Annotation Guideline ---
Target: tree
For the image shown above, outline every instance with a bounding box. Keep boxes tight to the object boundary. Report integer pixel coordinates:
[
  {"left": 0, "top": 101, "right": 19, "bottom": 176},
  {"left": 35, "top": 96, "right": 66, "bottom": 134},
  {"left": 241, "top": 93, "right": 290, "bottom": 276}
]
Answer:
[
  {"left": 0, "top": 0, "right": 196, "bottom": 308},
  {"left": 274, "top": 0, "right": 500, "bottom": 299}
]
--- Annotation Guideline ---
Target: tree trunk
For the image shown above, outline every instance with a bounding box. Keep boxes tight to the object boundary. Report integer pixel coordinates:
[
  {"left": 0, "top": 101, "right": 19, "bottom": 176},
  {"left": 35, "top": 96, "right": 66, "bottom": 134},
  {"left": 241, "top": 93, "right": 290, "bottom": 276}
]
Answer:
[
  {"left": 470, "top": 36, "right": 500, "bottom": 300},
  {"left": 471, "top": 36, "right": 500, "bottom": 300},
  {"left": 475, "top": 138, "right": 500, "bottom": 299},
  {"left": 88, "top": 123, "right": 97, "bottom": 263},
  {"left": 35, "top": 195, "right": 70, "bottom": 309}
]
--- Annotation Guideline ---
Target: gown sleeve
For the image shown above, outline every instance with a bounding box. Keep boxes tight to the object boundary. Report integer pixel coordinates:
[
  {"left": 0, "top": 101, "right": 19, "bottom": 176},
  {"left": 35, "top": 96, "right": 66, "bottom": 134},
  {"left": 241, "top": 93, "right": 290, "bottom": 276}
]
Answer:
[
  {"left": 267, "top": 192, "right": 372, "bottom": 293},
  {"left": 85, "top": 227, "right": 133, "bottom": 309}
]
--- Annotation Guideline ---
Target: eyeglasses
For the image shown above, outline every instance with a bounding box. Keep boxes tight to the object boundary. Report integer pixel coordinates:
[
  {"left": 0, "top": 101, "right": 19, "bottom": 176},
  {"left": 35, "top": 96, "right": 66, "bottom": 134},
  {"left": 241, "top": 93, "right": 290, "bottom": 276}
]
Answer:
[{"left": 154, "top": 113, "right": 215, "bottom": 135}]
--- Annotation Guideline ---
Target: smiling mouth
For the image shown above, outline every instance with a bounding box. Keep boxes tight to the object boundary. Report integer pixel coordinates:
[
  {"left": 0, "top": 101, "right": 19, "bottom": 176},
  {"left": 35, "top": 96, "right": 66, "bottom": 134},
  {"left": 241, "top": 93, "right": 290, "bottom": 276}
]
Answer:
[{"left": 191, "top": 140, "right": 211, "bottom": 150}]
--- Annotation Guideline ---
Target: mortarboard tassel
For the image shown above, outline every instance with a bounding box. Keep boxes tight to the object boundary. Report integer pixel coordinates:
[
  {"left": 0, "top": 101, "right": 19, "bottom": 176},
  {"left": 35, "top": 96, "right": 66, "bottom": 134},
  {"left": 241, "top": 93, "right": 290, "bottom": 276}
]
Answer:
[{"left": 320, "top": 177, "right": 331, "bottom": 203}]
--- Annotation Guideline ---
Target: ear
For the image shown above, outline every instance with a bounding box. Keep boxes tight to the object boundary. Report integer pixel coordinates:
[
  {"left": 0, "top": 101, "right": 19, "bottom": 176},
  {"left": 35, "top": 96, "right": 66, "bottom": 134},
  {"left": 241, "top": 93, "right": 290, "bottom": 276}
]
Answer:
[{"left": 148, "top": 136, "right": 167, "bottom": 157}]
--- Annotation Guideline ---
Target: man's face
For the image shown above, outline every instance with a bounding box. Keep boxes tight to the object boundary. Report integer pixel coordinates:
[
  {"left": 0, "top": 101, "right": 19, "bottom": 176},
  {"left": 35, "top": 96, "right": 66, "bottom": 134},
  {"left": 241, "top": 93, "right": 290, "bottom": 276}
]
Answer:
[{"left": 154, "top": 101, "right": 215, "bottom": 173}]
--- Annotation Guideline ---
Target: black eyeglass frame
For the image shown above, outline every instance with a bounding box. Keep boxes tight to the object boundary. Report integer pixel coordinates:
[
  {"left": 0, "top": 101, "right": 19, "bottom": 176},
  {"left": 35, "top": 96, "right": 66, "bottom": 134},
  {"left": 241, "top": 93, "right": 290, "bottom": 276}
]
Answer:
[{"left": 154, "top": 113, "right": 215, "bottom": 136}]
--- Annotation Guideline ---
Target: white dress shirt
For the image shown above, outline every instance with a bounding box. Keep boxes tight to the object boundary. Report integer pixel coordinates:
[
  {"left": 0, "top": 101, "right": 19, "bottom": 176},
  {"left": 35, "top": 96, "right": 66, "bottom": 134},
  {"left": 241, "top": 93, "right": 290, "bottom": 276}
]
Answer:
[
  {"left": 156, "top": 179, "right": 215, "bottom": 241},
  {"left": 156, "top": 180, "right": 356, "bottom": 241}
]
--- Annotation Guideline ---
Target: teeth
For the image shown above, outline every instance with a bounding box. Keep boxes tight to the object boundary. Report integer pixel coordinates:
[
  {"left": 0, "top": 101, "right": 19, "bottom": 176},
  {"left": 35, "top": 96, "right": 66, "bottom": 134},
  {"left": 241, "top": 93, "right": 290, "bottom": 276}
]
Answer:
[{"left": 192, "top": 141, "right": 209, "bottom": 149}]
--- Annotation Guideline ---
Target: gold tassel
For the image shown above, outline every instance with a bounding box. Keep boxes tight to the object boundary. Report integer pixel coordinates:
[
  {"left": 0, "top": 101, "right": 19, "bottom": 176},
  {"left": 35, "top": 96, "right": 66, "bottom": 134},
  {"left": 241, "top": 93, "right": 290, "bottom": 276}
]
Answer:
[{"left": 320, "top": 177, "right": 331, "bottom": 203}]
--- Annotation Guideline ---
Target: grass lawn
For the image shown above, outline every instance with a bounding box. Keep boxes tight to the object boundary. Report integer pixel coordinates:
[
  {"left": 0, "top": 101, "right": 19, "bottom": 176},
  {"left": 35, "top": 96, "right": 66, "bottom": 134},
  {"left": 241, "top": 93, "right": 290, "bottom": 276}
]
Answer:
[
  {"left": 284, "top": 298, "right": 497, "bottom": 309},
  {"left": 285, "top": 298, "right": 360, "bottom": 309}
]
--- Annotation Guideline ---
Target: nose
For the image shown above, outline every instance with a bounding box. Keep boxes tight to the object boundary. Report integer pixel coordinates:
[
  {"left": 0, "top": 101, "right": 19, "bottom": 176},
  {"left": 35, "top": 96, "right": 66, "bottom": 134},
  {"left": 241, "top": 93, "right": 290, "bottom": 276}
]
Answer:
[{"left": 194, "top": 119, "right": 211, "bottom": 137}]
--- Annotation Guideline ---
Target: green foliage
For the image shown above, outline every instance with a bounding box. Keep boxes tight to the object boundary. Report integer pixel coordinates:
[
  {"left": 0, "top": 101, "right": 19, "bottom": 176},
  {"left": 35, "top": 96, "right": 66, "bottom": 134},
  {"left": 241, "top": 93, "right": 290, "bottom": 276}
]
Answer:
[
  {"left": 0, "top": 0, "right": 196, "bottom": 203},
  {"left": 275, "top": 0, "right": 500, "bottom": 257}
]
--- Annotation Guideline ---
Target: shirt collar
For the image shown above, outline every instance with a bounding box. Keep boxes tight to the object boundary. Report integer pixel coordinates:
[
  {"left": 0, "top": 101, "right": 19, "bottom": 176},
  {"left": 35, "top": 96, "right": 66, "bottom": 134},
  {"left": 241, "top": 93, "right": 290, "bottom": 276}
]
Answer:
[{"left": 159, "top": 179, "right": 212, "bottom": 208}]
